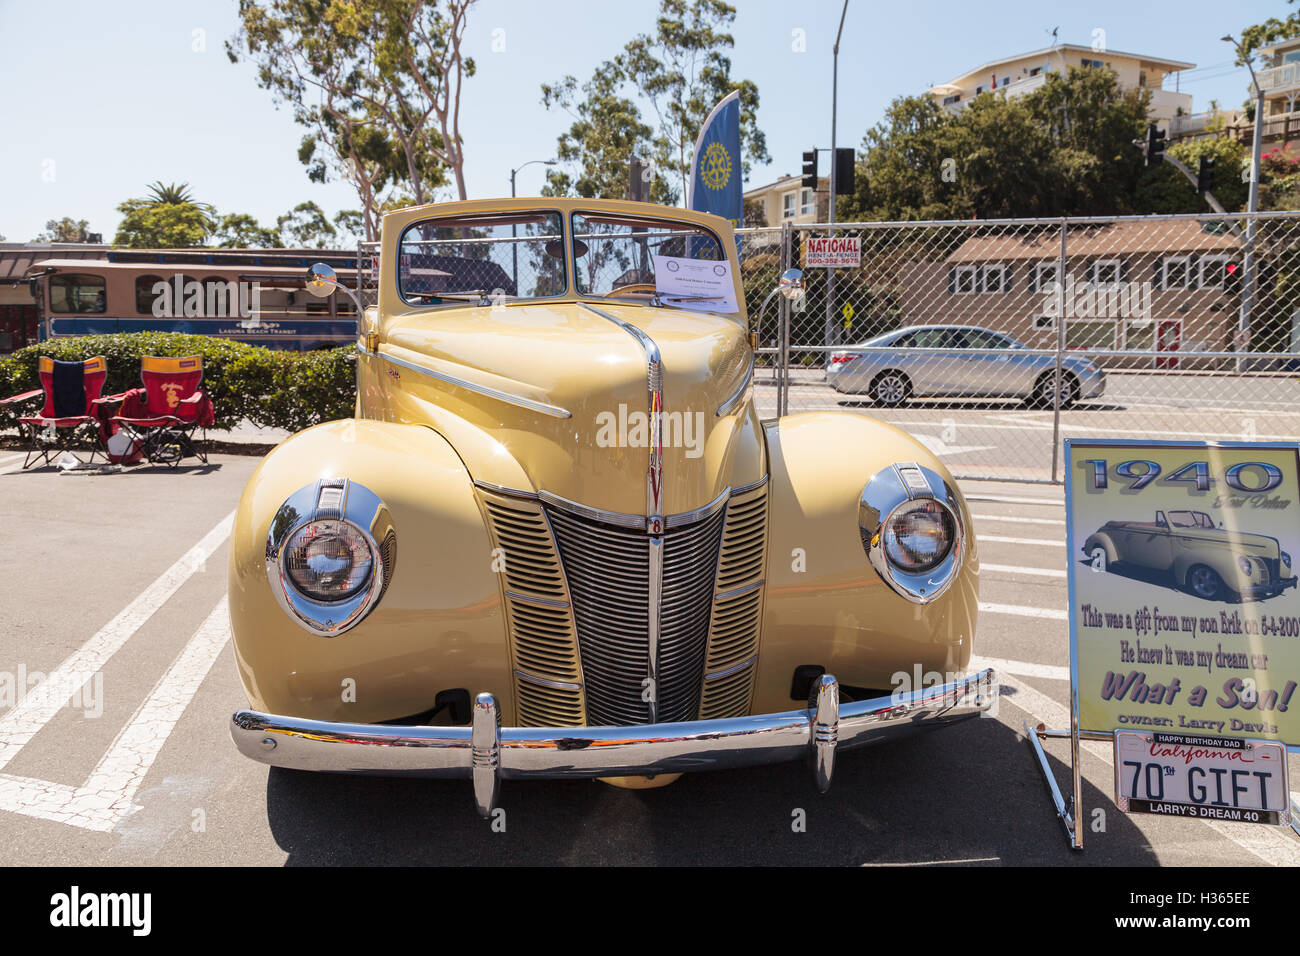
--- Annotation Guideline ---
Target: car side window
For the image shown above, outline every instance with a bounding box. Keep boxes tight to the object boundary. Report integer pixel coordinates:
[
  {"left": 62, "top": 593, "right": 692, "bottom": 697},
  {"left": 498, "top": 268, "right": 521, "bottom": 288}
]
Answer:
[
  {"left": 892, "top": 333, "right": 915, "bottom": 348},
  {"left": 1156, "top": 510, "right": 1168, "bottom": 528}
]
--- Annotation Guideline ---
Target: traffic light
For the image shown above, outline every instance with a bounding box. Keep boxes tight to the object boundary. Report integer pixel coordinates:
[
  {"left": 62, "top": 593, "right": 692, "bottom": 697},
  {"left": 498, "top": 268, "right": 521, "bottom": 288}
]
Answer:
[
  {"left": 1224, "top": 260, "right": 1241, "bottom": 295},
  {"left": 1145, "top": 124, "right": 1166, "bottom": 167},
  {"left": 1196, "top": 156, "right": 1215, "bottom": 194},
  {"left": 833, "top": 147, "right": 855, "bottom": 194},
  {"left": 801, "top": 150, "right": 818, "bottom": 188}
]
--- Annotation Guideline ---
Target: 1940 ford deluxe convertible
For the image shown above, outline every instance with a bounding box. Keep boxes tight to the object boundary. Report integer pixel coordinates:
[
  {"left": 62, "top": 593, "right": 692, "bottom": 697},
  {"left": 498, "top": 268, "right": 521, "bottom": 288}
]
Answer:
[{"left": 228, "top": 198, "right": 996, "bottom": 815}]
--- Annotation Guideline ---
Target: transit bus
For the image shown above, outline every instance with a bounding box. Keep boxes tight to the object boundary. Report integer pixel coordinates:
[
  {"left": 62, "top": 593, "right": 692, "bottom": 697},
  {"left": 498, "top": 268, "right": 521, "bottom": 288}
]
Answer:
[{"left": 25, "top": 249, "right": 360, "bottom": 351}]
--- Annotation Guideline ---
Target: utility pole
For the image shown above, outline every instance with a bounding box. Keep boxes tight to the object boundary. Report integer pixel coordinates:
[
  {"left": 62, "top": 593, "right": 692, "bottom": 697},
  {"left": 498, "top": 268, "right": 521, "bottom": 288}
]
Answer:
[
  {"left": 825, "top": 0, "right": 849, "bottom": 353},
  {"left": 508, "top": 159, "right": 555, "bottom": 293},
  {"left": 1223, "top": 34, "right": 1265, "bottom": 371}
]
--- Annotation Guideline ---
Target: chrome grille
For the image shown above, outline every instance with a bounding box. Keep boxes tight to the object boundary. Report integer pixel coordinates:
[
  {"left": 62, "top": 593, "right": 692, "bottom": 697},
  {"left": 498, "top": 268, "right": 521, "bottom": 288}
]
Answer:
[
  {"left": 480, "top": 494, "right": 586, "bottom": 727},
  {"left": 701, "top": 483, "right": 767, "bottom": 720},
  {"left": 547, "top": 502, "right": 727, "bottom": 725}
]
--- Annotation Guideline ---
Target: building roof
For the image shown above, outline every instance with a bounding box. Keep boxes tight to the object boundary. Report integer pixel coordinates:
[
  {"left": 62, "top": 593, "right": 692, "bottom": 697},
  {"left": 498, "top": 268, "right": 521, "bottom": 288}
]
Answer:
[
  {"left": 743, "top": 175, "right": 828, "bottom": 198},
  {"left": 0, "top": 244, "right": 355, "bottom": 283},
  {"left": 946, "top": 218, "right": 1240, "bottom": 262},
  {"left": 937, "top": 43, "right": 1196, "bottom": 91}
]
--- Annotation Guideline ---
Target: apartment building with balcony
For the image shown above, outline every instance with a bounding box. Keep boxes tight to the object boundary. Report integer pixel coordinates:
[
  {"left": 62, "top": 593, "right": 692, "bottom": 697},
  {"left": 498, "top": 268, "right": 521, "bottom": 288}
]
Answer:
[
  {"left": 1255, "top": 36, "right": 1300, "bottom": 143},
  {"left": 928, "top": 43, "right": 1195, "bottom": 128}
]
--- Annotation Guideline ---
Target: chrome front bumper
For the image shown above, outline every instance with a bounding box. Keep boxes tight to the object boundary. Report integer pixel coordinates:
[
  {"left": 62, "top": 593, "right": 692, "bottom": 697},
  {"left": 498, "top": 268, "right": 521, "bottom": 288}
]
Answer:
[{"left": 231, "top": 669, "right": 997, "bottom": 816}]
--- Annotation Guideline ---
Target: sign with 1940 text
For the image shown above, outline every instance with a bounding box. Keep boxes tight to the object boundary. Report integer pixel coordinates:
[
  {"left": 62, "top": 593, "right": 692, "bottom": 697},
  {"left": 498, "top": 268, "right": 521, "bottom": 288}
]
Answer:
[{"left": 1066, "top": 440, "right": 1300, "bottom": 745}]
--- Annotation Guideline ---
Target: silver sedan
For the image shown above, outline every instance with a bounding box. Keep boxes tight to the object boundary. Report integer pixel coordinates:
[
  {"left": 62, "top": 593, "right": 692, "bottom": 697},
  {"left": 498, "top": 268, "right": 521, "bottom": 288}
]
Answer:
[{"left": 824, "top": 325, "right": 1106, "bottom": 407}]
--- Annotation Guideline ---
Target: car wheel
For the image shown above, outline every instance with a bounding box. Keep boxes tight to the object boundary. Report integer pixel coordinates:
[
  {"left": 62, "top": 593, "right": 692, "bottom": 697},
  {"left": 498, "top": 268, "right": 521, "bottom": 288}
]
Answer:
[
  {"left": 1088, "top": 546, "right": 1109, "bottom": 572},
  {"left": 1186, "top": 564, "right": 1227, "bottom": 601},
  {"left": 1032, "top": 371, "right": 1079, "bottom": 408},
  {"left": 871, "top": 371, "right": 911, "bottom": 407}
]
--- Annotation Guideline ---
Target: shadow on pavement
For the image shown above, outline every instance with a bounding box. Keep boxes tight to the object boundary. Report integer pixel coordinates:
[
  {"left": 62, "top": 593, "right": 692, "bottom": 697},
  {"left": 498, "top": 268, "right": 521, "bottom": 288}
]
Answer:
[{"left": 262, "top": 715, "right": 1158, "bottom": 866}]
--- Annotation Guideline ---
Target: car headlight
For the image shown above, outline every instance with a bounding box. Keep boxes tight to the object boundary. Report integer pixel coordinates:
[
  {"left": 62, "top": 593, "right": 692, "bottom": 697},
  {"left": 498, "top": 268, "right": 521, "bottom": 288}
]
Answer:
[
  {"left": 882, "top": 499, "right": 956, "bottom": 572},
  {"left": 267, "top": 478, "right": 396, "bottom": 635},
  {"left": 860, "top": 462, "right": 966, "bottom": 603},
  {"left": 1283, "top": 551, "right": 1291, "bottom": 568},
  {"left": 1238, "top": 556, "right": 1255, "bottom": 576},
  {"left": 284, "top": 520, "right": 375, "bottom": 600}
]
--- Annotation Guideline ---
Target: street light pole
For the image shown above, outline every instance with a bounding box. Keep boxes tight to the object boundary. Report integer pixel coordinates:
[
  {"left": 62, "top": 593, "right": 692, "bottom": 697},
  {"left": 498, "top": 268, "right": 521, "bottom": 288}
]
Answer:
[
  {"left": 1223, "top": 34, "right": 1265, "bottom": 371},
  {"left": 825, "top": 0, "right": 849, "bottom": 353},
  {"left": 508, "top": 159, "right": 556, "bottom": 292}
]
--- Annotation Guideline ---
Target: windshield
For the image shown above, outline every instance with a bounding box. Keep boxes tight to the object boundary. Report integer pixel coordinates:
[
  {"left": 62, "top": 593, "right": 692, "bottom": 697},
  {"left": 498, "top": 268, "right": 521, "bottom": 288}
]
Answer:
[
  {"left": 397, "top": 211, "right": 566, "bottom": 305},
  {"left": 1167, "top": 510, "right": 1214, "bottom": 529},
  {"left": 571, "top": 212, "right": 728, "bottom": 299}
]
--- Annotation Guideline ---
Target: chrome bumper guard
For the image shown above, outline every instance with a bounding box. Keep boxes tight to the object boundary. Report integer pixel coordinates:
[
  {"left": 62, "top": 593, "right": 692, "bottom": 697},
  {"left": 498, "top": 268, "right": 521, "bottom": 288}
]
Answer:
[{"left": 231, "top": 668, "right": 997, "bottom": 817}]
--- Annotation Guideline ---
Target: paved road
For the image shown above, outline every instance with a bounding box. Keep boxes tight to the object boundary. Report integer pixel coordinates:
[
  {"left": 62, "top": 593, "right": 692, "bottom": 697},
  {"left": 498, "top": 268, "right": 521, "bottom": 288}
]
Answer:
[
  {"left": 756, "top": 370, "right": 1300, "bottom": 482},
  {"left": 2, "top": 447, "right": 1296, "bottom": 866}
]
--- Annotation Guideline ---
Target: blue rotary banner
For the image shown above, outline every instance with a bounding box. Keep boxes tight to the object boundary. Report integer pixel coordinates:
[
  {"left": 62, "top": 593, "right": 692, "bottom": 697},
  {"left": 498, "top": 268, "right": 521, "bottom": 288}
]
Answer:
[{"left": 688, "top": 90, "right": 742, "bottom": 228}]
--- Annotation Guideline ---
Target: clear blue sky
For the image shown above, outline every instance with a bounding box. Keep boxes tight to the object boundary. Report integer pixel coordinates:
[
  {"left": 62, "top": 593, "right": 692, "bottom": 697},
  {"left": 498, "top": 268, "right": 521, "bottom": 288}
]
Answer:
[{"left": 0, "top": 0, "right": 1284, "bottom": 244}]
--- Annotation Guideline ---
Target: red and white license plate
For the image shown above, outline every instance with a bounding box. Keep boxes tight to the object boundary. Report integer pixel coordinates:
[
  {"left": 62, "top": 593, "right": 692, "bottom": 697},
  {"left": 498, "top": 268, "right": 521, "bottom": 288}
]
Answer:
[{"left": 1114, "top": 731, "right": 1290, "bottom": 826}]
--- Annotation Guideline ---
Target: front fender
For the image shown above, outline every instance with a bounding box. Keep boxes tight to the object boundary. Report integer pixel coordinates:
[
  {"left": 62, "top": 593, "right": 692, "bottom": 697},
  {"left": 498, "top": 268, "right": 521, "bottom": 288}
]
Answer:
[
  {"left": 228, "top": 419, "right": 514, "bottom": 724},
  {"left": 1083, "top": 532, "right": 1118, "bottom": 564},
  {"left": 751, "top": 412, "right": 979, "bottom": 713}
]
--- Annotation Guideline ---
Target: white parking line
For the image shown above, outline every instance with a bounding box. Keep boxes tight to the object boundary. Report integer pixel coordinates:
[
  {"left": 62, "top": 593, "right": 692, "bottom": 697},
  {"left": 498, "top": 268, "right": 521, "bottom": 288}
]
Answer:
[
  {"left": 0, "top": 511, "right": 233, "bottom": 771},
  {"left": 979, "top": 602, "right": 1068, "bottom": 620},
  {"left": 981, "top": 534, "right": 1065, "bottom": 548},
  {"left": 997, "top": 675, "right": 1300, "bottom": 866},
  {"left": 981, "top": 563, "right": 1066, "bottom": 579},
  {"left": 972, "top": 513, "right": 1065, "bottom": 526},
  {"left": 962, "top": 493, "right": 1063, "bottom": 507},
  {"left": 971, "top": 655, "right": 1070, "bottom": 681},
  {"left": 0, "top": 598, "right": 232, "bottom": 832}
]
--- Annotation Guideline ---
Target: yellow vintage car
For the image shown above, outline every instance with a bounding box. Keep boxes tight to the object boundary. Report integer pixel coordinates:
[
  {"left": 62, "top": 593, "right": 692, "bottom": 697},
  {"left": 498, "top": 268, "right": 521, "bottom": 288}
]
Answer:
[{"left": 228, "top": 197, "right": 996, "bottom": 815}]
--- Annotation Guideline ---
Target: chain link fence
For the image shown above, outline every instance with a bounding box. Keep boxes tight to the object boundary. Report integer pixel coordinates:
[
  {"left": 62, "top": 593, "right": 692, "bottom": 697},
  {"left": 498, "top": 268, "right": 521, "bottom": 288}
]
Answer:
[
  {"left": 740, "top": 212, "right": 1300, "bottom": 483},
  {"left": 360, "top": 212, "right": 1300, "bottom": 485}
]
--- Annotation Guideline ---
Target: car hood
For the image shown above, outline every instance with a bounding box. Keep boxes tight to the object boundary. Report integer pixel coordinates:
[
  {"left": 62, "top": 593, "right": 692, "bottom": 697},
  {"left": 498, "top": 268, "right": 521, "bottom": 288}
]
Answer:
[{"left": 373, "top": 299, "right": 761, "bottom": 517}]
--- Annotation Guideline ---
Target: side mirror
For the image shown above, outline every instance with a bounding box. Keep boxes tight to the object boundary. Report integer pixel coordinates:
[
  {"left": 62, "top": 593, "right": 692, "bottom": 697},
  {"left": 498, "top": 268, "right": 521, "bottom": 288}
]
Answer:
[
  {"left": 306, "top": 263, "right": 340, "bottom": 298},
  {"left": 778, "top": 268, "right": 805, "bottom": 301}
]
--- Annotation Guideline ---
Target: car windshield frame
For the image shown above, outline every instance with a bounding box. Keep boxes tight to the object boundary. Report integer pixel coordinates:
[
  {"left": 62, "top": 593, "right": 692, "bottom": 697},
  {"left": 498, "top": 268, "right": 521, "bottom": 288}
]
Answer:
[
  {"left": 1166, "top": 510, "right": 1214, "bottom": 529},
  {"left": 396, "top": 210, "right": 569, "bottom": 308},
  {"left": 569, "top": 210, "right": 732, "bottom": 304}
]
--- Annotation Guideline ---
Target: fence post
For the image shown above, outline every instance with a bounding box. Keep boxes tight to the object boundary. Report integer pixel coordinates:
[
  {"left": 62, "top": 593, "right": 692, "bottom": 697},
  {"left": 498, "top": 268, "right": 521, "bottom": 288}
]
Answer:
[
  {"left": 1050, "top": 218, "right": 1067, "bottom": 484},
  {"left": 778, "top": 221, "right": 793, "bottom": 416}
]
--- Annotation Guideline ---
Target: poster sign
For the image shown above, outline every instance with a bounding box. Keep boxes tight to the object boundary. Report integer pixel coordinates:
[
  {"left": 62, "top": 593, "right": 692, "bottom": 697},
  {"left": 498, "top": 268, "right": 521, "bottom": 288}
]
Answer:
[
  {"left": 1066, "top": 440, "right": 1300, "bottom": 746},
  {"left": 805, "top": 236, "right": 861, "bottom": 268},
  {"left": 652, "top": 255, "right": 738, "bottom": 313}
]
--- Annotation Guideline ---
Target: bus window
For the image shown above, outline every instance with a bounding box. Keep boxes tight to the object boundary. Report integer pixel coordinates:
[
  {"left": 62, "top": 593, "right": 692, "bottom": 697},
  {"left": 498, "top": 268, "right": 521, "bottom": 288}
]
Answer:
[
  {"left": 49, "top": 274, "right": 106, "bottom": 314},
  {"left": 136, "top": 275, "right": 165, "bottom": 314}
]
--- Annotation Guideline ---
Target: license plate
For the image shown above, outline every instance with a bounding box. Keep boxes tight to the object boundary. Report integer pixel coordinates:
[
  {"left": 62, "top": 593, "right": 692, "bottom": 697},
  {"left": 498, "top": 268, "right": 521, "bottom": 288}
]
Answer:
[{"left": 1114, "top": 731, "right": 1290, "bottom": 826}]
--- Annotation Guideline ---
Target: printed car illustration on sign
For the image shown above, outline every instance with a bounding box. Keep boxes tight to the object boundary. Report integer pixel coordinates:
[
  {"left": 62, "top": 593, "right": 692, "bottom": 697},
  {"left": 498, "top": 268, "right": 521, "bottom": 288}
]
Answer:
[{"left": 1082, "top": 509, "right": 1297, "bottom": 602}]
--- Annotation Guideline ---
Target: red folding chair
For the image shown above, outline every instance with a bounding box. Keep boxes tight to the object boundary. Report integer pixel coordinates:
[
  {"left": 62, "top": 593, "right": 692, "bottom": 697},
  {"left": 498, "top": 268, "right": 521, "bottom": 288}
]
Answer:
[
  {"left": 111, "top": 355, "right": 214, "bottom": 467},
  {"left": 0, "top": 356, "right": 110, "bottom": 469}
]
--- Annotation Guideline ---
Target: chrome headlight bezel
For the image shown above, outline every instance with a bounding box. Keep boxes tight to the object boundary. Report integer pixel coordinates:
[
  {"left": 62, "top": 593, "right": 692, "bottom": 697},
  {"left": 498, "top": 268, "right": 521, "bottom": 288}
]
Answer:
[
  {"left": 859, "top": 462, "right": 966, "bottom": 604},
  {"left": 266, "top": 478, "right": 396, "bottom": 636}
]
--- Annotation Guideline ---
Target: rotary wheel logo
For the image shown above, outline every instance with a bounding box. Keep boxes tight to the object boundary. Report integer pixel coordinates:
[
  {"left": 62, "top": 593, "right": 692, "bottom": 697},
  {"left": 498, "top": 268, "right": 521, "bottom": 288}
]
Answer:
[{"left": 700, "top": 142, "right": 732, "bottom": 191}]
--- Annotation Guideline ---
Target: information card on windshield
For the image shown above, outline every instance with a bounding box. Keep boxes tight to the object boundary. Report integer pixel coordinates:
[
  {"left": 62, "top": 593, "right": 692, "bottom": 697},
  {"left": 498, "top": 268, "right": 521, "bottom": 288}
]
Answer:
[{"left": 652, "top": 255, "right": 738, "bottom": 313}]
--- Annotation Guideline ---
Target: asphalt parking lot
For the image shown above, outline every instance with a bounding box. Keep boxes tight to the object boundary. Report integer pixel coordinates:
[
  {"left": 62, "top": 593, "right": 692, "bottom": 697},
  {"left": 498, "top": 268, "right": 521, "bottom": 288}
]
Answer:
[{"left": 0, "top": 431, "right": 1297, "bottom": 866}]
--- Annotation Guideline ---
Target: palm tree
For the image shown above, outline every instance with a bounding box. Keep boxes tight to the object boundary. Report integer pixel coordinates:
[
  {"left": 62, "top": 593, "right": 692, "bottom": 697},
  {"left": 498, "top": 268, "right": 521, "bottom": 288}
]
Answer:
[{"left": 145, "top": 181, "right": 202, "bottom": 207}]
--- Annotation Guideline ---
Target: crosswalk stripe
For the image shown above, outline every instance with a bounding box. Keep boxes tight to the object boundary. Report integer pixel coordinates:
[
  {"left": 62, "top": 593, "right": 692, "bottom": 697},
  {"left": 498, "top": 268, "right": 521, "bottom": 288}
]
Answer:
[
  {"left": 982, "top": 563, "right": 1066, "bottom": 579},
  {"left": 981, "top": 534, "right": 1065, "bottom": 548},
  {"left": 979, "top": 601, "right": 1068, "bottom": 620},
  {"left": 972, "top": 513, "right": 1065, "bottom": 526}
]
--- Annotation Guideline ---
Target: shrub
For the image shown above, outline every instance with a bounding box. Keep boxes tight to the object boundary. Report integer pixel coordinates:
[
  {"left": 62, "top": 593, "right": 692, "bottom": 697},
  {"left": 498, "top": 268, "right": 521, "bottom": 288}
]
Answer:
[{"left": 0, "top": 333, "right": 356, "bottom": 433}]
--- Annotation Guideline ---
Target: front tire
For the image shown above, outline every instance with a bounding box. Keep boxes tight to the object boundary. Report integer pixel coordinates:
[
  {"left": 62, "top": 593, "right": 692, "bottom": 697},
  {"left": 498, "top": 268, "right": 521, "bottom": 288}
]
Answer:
[
  {"left": 1186, "top": 564, "right": 1228, "bottom": 602},
  {"left": 871, "top": 371, "right": 912, "bottom": 407},
  {"left": 1032, "top": 371, "right": 1079, "bottom": 408}
]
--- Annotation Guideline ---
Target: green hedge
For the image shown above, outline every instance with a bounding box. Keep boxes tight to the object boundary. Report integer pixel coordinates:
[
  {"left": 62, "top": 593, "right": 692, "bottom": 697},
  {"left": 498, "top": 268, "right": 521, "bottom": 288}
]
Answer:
[{"left": 0, "top": 333, "right": 356, "bottom": 433}]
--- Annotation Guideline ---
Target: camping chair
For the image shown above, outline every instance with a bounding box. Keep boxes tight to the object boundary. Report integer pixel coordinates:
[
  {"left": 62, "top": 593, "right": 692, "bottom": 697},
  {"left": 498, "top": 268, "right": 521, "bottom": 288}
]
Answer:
[
  {"left": 0, "top": 356, "right": 110, "bottom": 469},
  {"left": 111, "top": 355, "right": 214, "bottom": 467}
]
